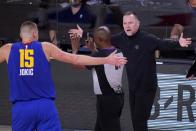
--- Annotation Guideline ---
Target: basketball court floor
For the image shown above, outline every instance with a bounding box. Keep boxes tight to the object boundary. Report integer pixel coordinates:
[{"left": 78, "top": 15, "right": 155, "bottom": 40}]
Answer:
[{"left": 0, "top": 125, "right": 92, "bottom": 131}]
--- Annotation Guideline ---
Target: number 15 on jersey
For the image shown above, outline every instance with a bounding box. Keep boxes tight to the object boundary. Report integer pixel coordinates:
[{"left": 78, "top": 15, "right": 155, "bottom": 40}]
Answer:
[
  {"left": 19, "top": 49, "right": 34, "bottom": 76},
  {"left": 19, "top": 49, "right": 34, "bottom": 68}
]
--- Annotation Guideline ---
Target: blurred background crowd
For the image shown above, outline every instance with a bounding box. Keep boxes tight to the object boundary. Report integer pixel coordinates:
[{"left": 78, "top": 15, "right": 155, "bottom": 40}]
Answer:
[{"left": 0, "top": 0, "right": 196, "bottom": 59}]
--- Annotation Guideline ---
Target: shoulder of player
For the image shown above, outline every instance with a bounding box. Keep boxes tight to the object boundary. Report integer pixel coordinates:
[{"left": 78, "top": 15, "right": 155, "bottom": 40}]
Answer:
[
  {"left": 41, "top": 41, "right": 51, "bottom": 46},
  {"left": 40, "top": 42, "right": 53, "bottom": 53},
  {"left": 41, "top": 41, "right": 55, "bottom": 49},
  {"left": 0, "top": 43, "right": 12, "bottom": 62},
  {"left": 1, "top": 43, "right": 12, "bottom": 50},
  {"left": 40, "top": 42, "right": 60, "bottom": 57}
]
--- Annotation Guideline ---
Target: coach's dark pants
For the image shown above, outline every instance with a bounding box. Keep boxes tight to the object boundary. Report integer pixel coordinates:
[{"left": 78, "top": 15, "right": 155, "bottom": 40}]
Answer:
[
  {"left": 129, "top": 90, "right": 156, "bottom": 131},
  {"left": 95, "top": 93, "right": 124, "bottom": 131}
]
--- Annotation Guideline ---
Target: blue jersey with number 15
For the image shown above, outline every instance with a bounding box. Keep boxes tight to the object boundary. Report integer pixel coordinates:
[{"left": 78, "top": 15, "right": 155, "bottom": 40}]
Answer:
[{"left": 8, "top": 41, "right": 56, "bottom": 103}]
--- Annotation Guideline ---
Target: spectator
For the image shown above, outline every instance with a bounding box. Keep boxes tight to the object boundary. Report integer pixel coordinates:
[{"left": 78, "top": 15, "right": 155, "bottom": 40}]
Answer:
[
  {"left": 170, "top": 24, "right": 184, "bottom": 40},
  {"left": 48, "top": 0, "right": 96, "bottom": 46},
  {"left": 27, "top": 0, "right": 50, "bottom": 41},
  {"left": 87, "top": 0, "right": 123, "bottom": 28},
  {"left": 170, "top": 0, "right": 196, "bottom": 39},
  {"left": 189, "top": 0, "right": 196, "bottom": 8}
]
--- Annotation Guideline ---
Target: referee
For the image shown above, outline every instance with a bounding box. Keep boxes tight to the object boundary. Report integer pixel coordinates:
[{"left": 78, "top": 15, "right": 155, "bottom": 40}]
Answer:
[{"left": 71, "top": 26, "right": 124, "bottom": 131}]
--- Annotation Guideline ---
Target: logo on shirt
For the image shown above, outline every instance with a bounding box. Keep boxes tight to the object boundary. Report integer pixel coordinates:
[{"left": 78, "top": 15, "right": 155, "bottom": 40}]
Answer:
[
  {"left": 134, "top": 44, "right": 139, "bottom": 50},
  {"left": 19, "top": 49, "right": 34, "bottom": 76}
]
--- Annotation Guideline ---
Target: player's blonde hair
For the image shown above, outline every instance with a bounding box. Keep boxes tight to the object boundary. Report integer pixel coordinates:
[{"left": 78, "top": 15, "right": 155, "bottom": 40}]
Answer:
[{"left": 20, "top": 21, "right": 38, "bottom": 40}]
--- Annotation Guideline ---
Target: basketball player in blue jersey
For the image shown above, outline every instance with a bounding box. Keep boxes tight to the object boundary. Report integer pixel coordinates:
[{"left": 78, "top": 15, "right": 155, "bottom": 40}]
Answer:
[
  {"left": 71, "top": 26, "right": 124, "bottom": 131},
  {"left": 0, "top": 21, "right": 127, "bottom": 131}
]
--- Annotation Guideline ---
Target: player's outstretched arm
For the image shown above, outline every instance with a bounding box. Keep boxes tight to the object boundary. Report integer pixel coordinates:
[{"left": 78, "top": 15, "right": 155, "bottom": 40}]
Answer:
[
  {"left": 43, "top": 42, "right": 127, "bottom": 66},
  {"left": 0, "top": 44, "right": 12, "bottom": 63}
]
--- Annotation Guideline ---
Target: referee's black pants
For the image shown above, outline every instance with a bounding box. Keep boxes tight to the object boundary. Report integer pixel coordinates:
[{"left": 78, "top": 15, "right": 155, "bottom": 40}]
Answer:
[
  {"left": 94, "top": 93, "right": 124, "bottom": 131},
  {"left": 129, "top": 89, "right": 156, "bottom": 131}
]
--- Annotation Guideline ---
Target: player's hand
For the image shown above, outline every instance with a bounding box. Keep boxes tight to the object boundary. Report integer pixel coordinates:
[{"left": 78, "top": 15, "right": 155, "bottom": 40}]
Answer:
[
  {"left": 179, "top": 33, "right": 192, "bottom": 47},
  {"left": 106, "top": 50, "right": 127, "bottom": 66}
]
